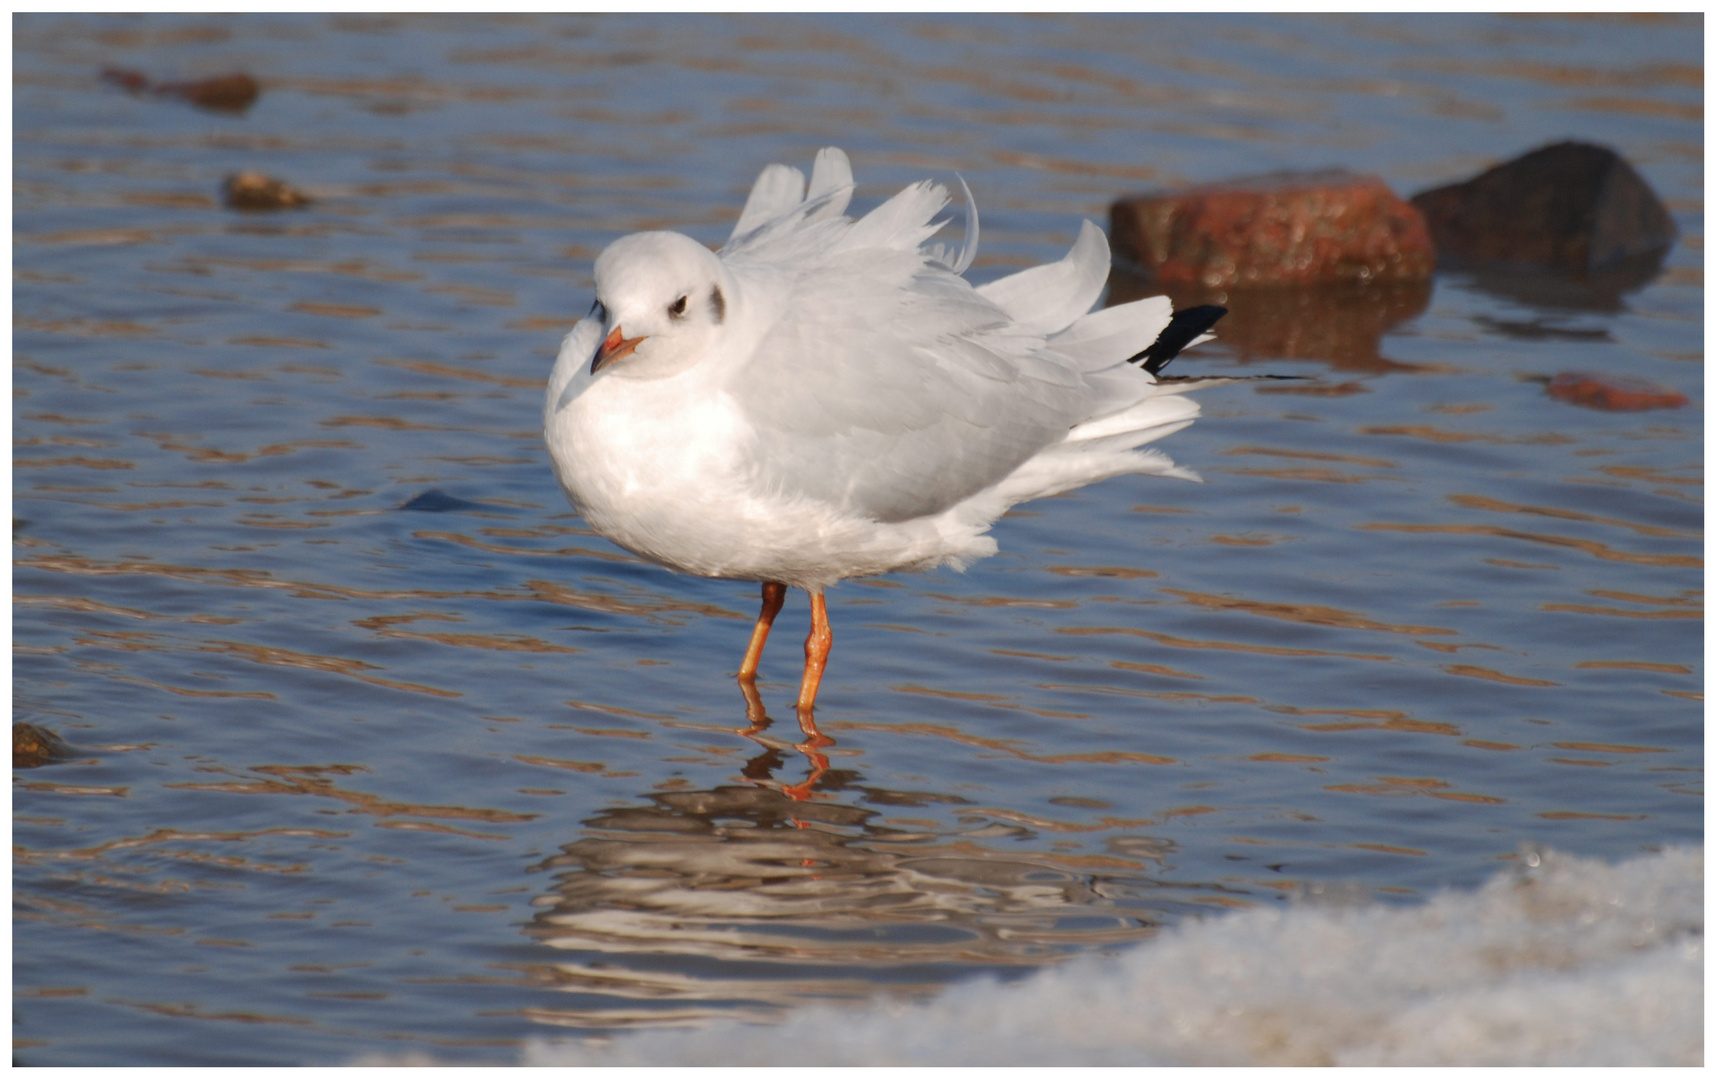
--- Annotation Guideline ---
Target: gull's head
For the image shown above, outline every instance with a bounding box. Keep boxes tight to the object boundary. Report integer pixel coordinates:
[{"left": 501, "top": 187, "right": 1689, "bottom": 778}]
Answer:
[{"left": 588, "top": 231, "right": 732, "bottom": 380}]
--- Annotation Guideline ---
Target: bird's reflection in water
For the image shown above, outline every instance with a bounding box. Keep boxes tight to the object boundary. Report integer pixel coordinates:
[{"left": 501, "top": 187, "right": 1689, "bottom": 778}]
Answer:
[
  {"left": 520, "top": 694, "right": 1240, "bottom": 1031},
  {"left": 735, "top": 677, "right": 830, "bottom": 801}
]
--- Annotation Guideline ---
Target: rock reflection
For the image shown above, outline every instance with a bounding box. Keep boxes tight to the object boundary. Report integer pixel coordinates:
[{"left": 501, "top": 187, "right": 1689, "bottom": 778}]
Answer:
[
  {"left": 1444, "top": 249, "right": 1671, "bottom": 314},
  {"left": 523, "top": 730, "right": 1200, "bottom": 1029},
  {"left": 1107, "top": 267, "right": 1432, "bottom": 372}
]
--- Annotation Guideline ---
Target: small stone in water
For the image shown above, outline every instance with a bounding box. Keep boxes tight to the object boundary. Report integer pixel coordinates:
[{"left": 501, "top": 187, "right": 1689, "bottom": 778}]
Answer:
[
  {"left": 157, "top": 73, "right": 261, "bottom": 113},
  {"left": 1543, "top": 372, "right": 1688, "bottom": 412},
  {"left": 100, "top": 66, "right": 151, "bottom": 94},
  {"left": 100, "top": 67, "right": 261, "bottom": 113},
  {"left": 223, "top": 171, "right": 313, "bottom": 212},
  {"left": 14, "top": 722, "right": 74, "bottom": 769}
]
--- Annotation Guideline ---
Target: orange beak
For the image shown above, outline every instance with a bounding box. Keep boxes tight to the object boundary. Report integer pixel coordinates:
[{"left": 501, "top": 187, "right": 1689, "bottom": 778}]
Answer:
[{"left": 591, "top": 326, "right": 646, "bottom": 374}]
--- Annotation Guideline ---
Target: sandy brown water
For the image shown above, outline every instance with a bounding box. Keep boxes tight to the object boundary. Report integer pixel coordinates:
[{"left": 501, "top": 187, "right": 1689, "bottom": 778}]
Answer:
[{"left": 13, "top": 13, "right": 1702, "bottom": 1065}]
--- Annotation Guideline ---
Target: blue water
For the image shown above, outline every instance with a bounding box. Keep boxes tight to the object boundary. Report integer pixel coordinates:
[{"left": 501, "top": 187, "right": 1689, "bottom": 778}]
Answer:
[{"left": 13, "top": 13, "right": 1701, "bottom": 1065}]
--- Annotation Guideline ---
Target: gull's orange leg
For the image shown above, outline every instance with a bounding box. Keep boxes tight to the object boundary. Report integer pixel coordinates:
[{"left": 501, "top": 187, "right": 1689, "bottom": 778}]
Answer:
[
  {"left": 738, "top": 581, "right": 787, "bottom": 681},
  {"left": 736, "top": 581, "right": 786, "bottom": 730},
  {"left": 796, "top": 589, "right": 833, "bottom": 715}
]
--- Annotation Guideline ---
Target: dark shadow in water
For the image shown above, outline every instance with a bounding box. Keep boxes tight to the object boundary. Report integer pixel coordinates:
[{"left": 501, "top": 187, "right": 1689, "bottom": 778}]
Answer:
[
  {"left": 1107, "top": 268, "right": 1433, "bottom": 372},
  {"left": 1470, "top": 316, "right": 1612, "bottom": 343},
  {"left": 1436, "top": 247, "right": 1671, "bottom": 314},
  {"left": 399, "top": 489, "right": 513, "bottom": 514},
  {"left": 1111, "top": 246, "right": 1669, "bottom": 371}
]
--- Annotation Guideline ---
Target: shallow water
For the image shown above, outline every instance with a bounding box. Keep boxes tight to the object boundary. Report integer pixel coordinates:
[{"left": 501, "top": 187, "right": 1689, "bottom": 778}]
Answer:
[{"left": 13, "top": 13, "right": 1702, "bottom": 1066}]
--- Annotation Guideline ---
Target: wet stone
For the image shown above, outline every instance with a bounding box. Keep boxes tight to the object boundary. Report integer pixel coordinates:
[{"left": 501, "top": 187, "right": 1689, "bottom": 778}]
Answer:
[
  {"left": 1410, "top": 141, "right": 1676, "bottom": 275},
  {"left": 223, "top": 171, "right": 313, "bottom": 212},
  {"left": 158, "top": 72, "right": 261, "bottom": 113},
  {"left": 1540, "top": 372, "right": 1690, "bottom": 412},
  {"left": 100, "top": 67, "right": 261, "bottom": 113},
  {"left": 99, "top": 66, "right": 151, "bottom": 94},
  {"left": 14, "top": 722, "right": 74, "bottom": 769},
  {"left": 1109, "top": 170, "right": 1434, "bottom": 289}
]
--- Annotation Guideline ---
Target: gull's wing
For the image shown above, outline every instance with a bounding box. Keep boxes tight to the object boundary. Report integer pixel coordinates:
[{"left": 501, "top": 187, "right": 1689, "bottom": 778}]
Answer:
[
  {"left": 728, "top": 244, "right": 1098, "bottom": 524},
  {"left": 716, "top": 149, "right": 1219, "bottom": 526},
  {"left": 721, "top": 178, "right": 1105, "bottom": 524}
]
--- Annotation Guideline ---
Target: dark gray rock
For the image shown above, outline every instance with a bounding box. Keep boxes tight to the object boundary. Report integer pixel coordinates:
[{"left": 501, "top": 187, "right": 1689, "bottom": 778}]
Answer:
[{"left": 1410, "top": 141, "right": 1675, "bottom": 275}]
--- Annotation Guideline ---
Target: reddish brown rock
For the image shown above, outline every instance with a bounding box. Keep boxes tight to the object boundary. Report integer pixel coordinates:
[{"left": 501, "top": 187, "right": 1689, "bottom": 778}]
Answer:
[
  {"left": 1110, "top": 170, "right": 1434, "bottom": 289},
  {"left": 1543, "top": 372, "right": 1689, "bottom": 412},
  {"left": 100, "top": 67, "right": 261, "bottom": 113},
  {"left": 223, "top": 171, "right": 312, "bottom": 212},
  {"left": 1411, "top": 142, "right": 1675, "bottom": 275},
  {"left": 158, "top": 73, "right": 261, "bottom": 113}
]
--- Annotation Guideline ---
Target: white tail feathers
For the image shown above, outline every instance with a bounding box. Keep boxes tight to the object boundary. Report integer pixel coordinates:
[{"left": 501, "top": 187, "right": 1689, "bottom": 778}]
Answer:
[
  {"left": 1048, "top": 295, "right": 1176, "bottom": 374},
  {"left": 1066, "top": 390, "right": 1200, "bottom": 445}
]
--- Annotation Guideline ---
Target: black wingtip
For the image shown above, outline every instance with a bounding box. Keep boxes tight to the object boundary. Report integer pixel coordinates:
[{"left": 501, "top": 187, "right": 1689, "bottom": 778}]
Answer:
[{"left": 1129, "top": 305, "right": 1228, "bottom": 376}]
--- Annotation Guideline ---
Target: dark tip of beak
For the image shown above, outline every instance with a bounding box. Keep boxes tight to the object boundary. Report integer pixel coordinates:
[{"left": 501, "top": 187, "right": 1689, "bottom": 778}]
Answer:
[{"left": 591, "top": 326, "right": 647, "bottom": 374}]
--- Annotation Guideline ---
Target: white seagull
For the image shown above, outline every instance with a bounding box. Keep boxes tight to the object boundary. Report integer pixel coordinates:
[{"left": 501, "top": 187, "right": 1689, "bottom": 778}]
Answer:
[{"left": 545, "top": 148, "right": 1231, "bottom": 720}]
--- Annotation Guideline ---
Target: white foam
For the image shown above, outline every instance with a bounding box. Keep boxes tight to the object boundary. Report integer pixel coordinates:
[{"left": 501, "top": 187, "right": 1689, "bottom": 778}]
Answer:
[{"left": 521, "top": 846, "right": 1702, "bottom": 1067}]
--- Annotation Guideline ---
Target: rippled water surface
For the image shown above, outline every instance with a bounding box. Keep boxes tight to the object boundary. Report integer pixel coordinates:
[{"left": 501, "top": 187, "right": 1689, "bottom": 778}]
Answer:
[{"left": 13, "top": 14, "right": 1702, "bottom": 1066}]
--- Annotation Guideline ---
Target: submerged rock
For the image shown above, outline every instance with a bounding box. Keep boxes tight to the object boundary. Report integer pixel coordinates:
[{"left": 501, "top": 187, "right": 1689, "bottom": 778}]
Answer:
[
  {"left": 101, "top": 67, "right": 261, "bottom": 113},
  {"left": 99, "top": 66, "right": 151, "bottom": 94},
  {"left": 158, "top": 73, "right": 261, "bottom": 113},
  {"left": 223, "top": 171, "right": 313, "bottom": 212},
  {"left": 14, "top": 722, "right": 74, "bottom": 769},
  {"left": 399, "top": 490, "right": 490, "bottom": 513},
  {"left": 1410, "top": 142, "right": 1675, "bottom": 275},
  {"left": 1110, "top": 170, "right": 1434, "bottom": 289},
  {"left": 1540, "top": 372, "right": 1689, "bottom": 412}
]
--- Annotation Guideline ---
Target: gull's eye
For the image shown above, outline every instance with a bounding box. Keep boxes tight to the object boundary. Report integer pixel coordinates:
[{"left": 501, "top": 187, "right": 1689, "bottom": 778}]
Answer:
[{"left": 668, "top": 295, "right": 688, "bottom": 318}]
